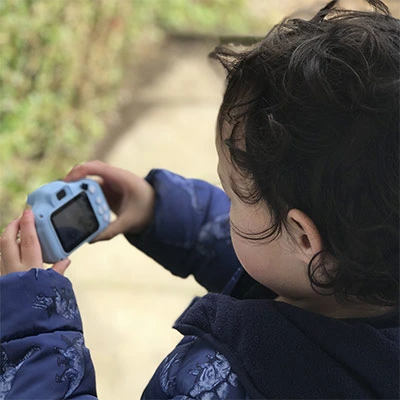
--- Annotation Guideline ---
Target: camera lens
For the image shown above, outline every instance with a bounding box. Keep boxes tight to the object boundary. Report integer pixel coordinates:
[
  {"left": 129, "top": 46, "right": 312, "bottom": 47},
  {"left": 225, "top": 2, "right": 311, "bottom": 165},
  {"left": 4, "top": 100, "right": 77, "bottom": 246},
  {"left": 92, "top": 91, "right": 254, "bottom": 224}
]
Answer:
[{"left": 57, "top": 189, "right": 66, "bottom": 200}]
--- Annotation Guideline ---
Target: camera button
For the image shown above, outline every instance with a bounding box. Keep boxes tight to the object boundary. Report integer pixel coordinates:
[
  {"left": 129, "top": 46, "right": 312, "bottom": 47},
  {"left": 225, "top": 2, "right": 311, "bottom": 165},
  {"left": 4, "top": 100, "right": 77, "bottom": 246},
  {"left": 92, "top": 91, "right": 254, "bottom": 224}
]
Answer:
[
  {"left": 98, "top": 206, "right": 104, "bottom": 215},
  {"left": 103, "top": 214, "right": 110, "bottom": 222},
  {"left": 57, "top": 189, "right": 66, "bottom": 200}
]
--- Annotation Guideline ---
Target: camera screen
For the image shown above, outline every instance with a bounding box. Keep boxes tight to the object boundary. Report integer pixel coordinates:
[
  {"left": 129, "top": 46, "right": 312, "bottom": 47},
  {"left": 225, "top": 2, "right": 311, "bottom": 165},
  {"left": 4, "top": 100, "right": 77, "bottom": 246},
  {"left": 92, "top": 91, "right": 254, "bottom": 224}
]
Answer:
[{"left": 51, "top": 192, "right": 99, "bottom": 253}]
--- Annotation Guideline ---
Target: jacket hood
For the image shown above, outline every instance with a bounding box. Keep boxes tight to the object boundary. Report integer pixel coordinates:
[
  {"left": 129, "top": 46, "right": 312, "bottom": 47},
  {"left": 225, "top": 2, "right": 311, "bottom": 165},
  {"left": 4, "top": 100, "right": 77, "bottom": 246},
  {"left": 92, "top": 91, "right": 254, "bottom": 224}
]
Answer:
[{"left": 174, "top": 293, "right": 399, "bottom": 399}]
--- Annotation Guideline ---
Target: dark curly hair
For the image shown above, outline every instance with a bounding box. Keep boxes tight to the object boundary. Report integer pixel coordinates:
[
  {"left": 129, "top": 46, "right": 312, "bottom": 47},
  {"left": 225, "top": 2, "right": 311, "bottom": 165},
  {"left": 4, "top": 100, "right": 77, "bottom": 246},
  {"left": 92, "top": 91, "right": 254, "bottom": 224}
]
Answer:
[{"left": 211, "top": 0, "right": 399, "bottom": 306}]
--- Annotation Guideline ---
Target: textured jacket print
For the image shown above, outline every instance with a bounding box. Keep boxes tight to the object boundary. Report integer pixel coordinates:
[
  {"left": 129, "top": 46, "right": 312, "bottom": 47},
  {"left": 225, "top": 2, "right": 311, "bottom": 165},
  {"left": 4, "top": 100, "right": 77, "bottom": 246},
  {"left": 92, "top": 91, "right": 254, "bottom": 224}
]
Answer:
[{"left": 0, "top": 269, "right": 97, "bottom": 399}]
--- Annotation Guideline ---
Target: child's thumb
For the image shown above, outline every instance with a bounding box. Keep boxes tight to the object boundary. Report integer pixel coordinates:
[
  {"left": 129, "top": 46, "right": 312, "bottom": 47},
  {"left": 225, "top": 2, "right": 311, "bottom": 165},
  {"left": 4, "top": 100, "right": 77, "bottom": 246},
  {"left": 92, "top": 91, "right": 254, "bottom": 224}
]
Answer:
[
  {"left": 51, "top": 258, "right": 71, "bottom": 275},
  {"left": 89, "top": 219, "right": 129, "bottom": 243}
]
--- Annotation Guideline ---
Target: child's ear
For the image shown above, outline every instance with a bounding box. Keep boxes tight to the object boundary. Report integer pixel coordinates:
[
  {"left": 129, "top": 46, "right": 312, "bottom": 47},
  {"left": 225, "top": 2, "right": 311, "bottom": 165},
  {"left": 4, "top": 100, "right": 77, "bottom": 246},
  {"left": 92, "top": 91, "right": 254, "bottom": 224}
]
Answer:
[{"left": 286, "top": 209, "right": 323, "bottom": 262}]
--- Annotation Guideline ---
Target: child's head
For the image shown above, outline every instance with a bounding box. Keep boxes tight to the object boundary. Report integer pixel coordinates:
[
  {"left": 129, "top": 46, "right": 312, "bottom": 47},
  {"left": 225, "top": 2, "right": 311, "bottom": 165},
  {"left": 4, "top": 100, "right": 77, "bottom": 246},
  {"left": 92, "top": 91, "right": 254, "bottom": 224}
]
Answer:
[{"left": 213, "top": 0, "right": 399, "bottom": 308}]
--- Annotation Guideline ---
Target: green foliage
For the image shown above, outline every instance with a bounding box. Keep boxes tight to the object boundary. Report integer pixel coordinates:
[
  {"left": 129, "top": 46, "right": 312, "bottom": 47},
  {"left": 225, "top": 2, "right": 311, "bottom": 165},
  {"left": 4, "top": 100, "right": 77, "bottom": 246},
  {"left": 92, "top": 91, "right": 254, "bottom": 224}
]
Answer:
[
  {"left": 154, "top": 0, "right": 250, "bottom": 34},
  {"left": 0, "top": 0, "right": 249, "bottom": 230}
]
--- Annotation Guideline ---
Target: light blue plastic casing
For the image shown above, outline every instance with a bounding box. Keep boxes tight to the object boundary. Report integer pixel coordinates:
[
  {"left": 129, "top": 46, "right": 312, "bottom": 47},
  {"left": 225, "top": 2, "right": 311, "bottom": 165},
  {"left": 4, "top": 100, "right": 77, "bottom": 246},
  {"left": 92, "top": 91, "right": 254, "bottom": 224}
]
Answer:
[{"left": 27, "top": 179, "right": 111, "bottom": 264}]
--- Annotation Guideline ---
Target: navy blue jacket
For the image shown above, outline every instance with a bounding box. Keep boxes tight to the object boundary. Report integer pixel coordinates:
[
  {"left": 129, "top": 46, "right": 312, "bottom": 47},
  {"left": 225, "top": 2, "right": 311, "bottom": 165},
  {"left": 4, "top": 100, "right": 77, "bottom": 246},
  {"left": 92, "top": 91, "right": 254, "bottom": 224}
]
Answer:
[
  {"left": 131, "top": 170, "right": 400, "bottom": 400},
  {"left": 0, "top": 269, "right": 97, "bottom": 399},
  {"left": 1, "top": 169, "right": 398, "bottom": 399}
]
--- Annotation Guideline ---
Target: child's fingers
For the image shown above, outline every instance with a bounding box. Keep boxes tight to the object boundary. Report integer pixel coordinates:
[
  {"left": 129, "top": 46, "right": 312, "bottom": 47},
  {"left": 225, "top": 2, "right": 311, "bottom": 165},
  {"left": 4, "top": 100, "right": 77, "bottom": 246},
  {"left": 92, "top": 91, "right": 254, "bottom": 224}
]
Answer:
[
  {"left": 64, "top": 160, "right": 108, "bottom": 182},
  {"left": 89, "top": 216, "right": 130, "bottom": 243},
  {"left": 0, "top": 218, "right": 22, "bottom": 274},
  {"left": 64, "top": 161, "right": 126, "bottom": 190},
  {"left": 51, "top": 258, "right": 71, "bottom": 276},
  {"left": 64, "top": 162, "right": 88, "bottom": 182},
  {"left": 19, "top": 208, "right": 42, "bottom": 269}
]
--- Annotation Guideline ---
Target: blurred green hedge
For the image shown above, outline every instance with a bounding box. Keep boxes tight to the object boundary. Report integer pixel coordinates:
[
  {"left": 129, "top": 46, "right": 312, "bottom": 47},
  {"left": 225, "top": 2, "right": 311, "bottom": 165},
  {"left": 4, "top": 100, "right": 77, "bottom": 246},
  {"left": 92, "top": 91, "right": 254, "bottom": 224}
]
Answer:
[{"left": 0, "top": 0, "right": 248, "bottom": 230}]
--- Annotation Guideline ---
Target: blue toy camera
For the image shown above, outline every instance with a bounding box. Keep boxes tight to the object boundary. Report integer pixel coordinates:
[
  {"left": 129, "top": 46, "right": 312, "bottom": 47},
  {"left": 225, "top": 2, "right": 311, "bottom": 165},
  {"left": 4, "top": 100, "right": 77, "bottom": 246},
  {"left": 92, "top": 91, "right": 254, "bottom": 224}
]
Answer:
[{"left": 27, "top": 179, "right": 111, "bottom": 263}]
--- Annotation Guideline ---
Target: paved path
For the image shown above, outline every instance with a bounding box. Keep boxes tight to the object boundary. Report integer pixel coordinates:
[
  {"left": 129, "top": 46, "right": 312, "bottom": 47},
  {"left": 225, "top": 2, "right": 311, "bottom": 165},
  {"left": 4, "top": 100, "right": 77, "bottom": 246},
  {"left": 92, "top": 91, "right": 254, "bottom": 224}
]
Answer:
[{"left": 68, "top": 40, "right": 224, "bottom": 399}]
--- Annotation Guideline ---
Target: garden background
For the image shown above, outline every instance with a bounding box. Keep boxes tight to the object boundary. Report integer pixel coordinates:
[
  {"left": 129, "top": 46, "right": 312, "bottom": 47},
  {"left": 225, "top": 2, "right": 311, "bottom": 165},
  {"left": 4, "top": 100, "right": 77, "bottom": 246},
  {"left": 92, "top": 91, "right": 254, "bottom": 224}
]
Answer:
[
  {"left": 2, "top": 0, "right": 398, "bottom": 229},
  {"left": 0, "top": 0, "right": 258, "bottom": 228}
]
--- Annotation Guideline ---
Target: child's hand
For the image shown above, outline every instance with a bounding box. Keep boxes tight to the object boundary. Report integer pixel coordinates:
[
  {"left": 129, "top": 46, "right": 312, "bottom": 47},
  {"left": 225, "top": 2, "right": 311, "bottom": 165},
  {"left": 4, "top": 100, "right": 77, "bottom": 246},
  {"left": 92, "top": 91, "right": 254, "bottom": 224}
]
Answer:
[
  {"left": 0, "top": 208, "right": 70, "bottom": 276},
  {"left": 64, "top": 160, "right": 156, "bottom": 242}
]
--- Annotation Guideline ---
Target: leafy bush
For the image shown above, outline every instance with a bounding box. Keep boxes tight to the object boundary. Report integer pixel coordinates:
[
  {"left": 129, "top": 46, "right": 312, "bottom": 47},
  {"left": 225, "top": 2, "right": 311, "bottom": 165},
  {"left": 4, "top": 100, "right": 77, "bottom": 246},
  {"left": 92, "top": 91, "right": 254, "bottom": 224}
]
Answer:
[
  {"left": 155, "top": 0, "right": 248, "bottom": 34},
  {"left": 0, "top": 0, "right": 248, "bottom": 230}
]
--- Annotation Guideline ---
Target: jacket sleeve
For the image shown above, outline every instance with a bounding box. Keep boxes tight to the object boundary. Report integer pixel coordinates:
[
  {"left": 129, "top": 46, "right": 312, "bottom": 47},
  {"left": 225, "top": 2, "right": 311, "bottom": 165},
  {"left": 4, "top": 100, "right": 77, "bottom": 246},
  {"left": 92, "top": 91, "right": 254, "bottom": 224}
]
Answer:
[
  {"left": 0, "top": 268, "right": 97, "bottom": 399},
  {"left": 141, "top": 335, "right": 249, "bottom": 400},
  {"left": 125, "top": 169, "right": 244, "bottom": 293}
]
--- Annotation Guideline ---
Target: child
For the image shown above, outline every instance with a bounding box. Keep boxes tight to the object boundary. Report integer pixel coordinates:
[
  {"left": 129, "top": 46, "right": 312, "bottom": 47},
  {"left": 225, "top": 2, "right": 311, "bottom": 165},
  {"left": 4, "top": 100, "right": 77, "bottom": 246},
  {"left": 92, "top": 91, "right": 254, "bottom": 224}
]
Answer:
[{"left": 0, "top": 0, "right": 398, "bottom": 398}]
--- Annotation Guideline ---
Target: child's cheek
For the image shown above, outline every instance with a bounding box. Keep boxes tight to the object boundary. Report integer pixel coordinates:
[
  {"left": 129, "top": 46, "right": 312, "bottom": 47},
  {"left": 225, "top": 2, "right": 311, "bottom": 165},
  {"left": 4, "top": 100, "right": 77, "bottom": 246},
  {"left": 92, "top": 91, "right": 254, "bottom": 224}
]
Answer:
[{"left": 230, "top": 232, "right": 266, "bottom": 278}]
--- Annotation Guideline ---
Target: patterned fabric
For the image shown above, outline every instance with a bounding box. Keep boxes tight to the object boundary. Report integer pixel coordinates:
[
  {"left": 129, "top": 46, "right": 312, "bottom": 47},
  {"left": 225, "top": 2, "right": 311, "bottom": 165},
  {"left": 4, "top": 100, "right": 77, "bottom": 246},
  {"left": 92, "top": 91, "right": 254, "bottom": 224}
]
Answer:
[
  {"left": 0, "top": 346, "right": 39, "bottom": 400},
  {"left": 126, "top": 169, "right": 243, "bottom": 293},
  {"left": 33, "top": 286, "right": 79, "bottom": 320},
  {"left": 142, "top": 336, "right": 248, "bottom": 399},
  {"left": 0, "top": 269, "right": 97, "bottom": 399},
  {"left": 55, "top": 335, "right": 86, "bottom": 397}
]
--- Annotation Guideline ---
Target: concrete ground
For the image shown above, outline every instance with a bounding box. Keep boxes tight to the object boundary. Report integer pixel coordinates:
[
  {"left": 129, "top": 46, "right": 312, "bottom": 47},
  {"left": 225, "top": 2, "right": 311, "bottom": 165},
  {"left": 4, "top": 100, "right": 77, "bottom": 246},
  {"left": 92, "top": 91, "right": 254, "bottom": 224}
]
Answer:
[{"left": 68, "top": 40, "right": 224, "bottom": 399}]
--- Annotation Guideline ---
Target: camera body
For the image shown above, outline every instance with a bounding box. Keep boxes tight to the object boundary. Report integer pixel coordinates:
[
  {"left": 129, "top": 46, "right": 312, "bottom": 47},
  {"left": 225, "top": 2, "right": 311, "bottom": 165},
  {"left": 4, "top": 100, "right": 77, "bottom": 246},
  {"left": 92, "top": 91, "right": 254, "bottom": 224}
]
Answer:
[{"left": 27, "top": 179, "right": 111, "bottom": 263}]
